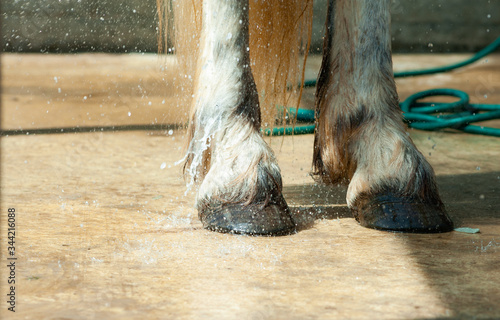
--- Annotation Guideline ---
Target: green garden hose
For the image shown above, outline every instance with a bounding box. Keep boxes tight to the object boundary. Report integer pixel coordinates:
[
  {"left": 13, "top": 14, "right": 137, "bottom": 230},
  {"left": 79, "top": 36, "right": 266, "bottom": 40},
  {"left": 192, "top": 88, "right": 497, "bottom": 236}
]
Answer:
[{"left": 266, "top": 36, "right": 500, "bottom": 137}]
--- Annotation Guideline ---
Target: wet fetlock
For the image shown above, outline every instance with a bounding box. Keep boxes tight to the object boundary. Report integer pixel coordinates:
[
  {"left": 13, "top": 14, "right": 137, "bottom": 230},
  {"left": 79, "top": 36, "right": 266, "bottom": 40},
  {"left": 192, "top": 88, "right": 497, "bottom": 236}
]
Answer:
[
  {"left": 195, "top": 158, "right": 296, "bottom": 236},
  {"left": 345, "top": 144, "right": 454, "bottom": 233},
  {"left": 187, "top": 122, "right": 296, "bottom": 236}
]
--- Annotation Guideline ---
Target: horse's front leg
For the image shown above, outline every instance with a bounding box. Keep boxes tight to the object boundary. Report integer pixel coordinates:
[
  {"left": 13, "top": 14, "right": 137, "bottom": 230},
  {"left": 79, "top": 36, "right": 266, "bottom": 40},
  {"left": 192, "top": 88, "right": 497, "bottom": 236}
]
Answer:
[
  {"left": 183, "top": 0, "right": 295, "bottom": 235},
  {"left": 314, "top": 0, "right": 453, "bottom": 232}
]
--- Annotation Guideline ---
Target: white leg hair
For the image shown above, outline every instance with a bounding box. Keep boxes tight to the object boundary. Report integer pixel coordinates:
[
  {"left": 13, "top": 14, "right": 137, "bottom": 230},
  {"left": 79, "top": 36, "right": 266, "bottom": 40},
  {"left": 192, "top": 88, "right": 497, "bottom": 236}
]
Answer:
[
  {"left": 182, "top": 0, "right": 294, "bottom": 234},
  {"left": 313, "top": 0, "right": 452, "bottom": 232}
]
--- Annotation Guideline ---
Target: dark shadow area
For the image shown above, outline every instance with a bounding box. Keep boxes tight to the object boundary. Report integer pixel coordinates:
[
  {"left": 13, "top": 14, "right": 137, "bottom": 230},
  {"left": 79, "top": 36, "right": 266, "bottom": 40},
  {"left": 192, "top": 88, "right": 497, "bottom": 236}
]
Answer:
[
  {"left": 406, "top": 171, "right": 500, "bottom": 319},
  {"left": 285, "top": 171, "right": 500, "bottom": 318},
  {"left": 284, "top": 183, "right": 350, "bottom": 232},
  {"left": 436, "top": 171, "right": 500, "bottom": 227}
]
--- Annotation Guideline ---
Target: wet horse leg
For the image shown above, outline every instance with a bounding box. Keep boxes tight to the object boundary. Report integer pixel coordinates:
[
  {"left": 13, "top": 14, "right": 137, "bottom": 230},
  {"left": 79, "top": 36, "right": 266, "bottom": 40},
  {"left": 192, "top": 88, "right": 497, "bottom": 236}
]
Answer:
[
  {"left": 313, "top": 0, "right": 453, "bottom": 232},
  {"left": 183, "top": 0, "right": 295, "bottom": 235}
]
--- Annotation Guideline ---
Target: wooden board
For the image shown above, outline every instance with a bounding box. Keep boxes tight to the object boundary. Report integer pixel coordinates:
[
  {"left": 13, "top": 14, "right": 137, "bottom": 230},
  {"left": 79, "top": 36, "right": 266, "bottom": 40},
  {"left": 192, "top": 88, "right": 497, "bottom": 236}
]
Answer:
[
  {"left": 2, "top": 53, "right": 500, "bottom": 131},
  {"left": 1, "top": 53, "right": 187, "bottom": 131},
  {"left": 1, "top": 53, "right": 500, "bottom": 319}
]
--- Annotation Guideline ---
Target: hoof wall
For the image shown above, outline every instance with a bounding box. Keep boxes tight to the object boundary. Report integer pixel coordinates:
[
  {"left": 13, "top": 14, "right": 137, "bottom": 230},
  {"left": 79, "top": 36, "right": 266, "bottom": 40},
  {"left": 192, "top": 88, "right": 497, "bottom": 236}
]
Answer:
[
  {"left": 199, "top": 194, "right": 296, "bottom": 236},
  {"left": 352, "top": 192, "right": 454, "bottom": 233}
]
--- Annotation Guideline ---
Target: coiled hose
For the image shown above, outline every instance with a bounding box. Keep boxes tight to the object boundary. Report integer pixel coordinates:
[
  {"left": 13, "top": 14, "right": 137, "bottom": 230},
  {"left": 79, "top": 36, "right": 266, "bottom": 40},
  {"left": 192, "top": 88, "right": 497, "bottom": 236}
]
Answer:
[{"left": 265, "top": 36, "right": 500, "bottom": 137}]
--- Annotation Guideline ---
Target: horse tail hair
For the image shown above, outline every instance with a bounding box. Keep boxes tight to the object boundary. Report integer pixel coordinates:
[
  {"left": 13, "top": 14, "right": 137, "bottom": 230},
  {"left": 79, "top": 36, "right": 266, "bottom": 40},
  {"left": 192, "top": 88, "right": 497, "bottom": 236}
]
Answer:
[
  {"left": 249, "top": 0, "right": 314, "bottom": 131},
  {"left": 157, "top": 0, "right": 313, "bottom": 133}
]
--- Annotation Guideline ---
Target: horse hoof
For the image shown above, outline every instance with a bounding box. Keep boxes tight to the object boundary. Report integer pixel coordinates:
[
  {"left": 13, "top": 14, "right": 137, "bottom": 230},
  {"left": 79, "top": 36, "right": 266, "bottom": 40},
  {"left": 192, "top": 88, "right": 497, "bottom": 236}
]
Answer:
[
  {"left": 199, "top": 193, "right": 296, "bottom": 236},
  {"left": 352, "top": 192, "right": 454, "bottom": 233}
]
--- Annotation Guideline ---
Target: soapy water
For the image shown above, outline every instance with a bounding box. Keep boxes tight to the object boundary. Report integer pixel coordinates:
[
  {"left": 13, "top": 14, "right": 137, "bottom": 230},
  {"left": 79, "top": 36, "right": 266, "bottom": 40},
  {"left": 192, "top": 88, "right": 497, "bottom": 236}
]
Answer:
[{"left": 473, "top": 238, "right": 499, "bottom": 253}]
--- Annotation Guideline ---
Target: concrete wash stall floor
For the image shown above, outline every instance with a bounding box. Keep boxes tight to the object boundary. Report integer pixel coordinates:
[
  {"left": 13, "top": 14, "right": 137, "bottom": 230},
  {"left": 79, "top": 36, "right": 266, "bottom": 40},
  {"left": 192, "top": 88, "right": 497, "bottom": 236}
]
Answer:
[{"left": 1, "top": 53, "right": 499, "bottom": 319}]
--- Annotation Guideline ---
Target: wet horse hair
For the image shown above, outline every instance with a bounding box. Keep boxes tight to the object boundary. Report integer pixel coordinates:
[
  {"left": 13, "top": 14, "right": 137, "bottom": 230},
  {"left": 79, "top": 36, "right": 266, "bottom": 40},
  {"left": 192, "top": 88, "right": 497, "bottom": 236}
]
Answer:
[{"left": 158, "top": 0, "right": 454, "bottom": 235}]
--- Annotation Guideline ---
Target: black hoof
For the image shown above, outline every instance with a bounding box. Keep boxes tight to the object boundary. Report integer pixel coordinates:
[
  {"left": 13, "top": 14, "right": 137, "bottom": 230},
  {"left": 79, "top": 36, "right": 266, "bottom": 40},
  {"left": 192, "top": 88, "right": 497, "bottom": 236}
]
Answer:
[
  {"left": 199, "top": 193, "right": 296, "bottom": 236},
  {"left": 352, "top": 192, "right": 454, "bottom": 233}
]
